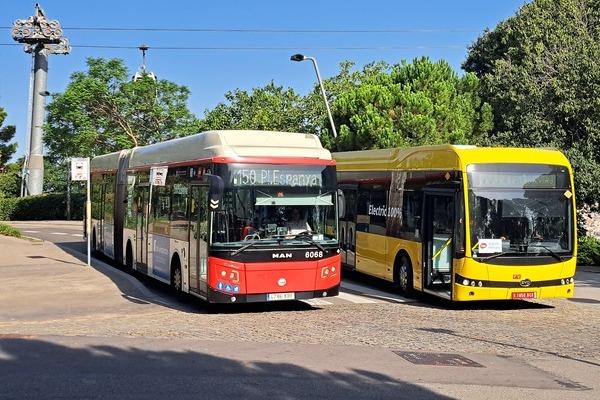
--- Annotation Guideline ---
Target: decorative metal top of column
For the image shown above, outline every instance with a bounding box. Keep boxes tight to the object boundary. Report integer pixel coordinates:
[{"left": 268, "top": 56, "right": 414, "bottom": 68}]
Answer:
[{"left": 12, "top": 3, "right": 70, "bottom": 54}]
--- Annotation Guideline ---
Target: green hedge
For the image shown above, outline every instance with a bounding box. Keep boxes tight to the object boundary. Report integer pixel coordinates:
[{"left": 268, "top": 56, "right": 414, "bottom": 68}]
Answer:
[
  {"left": 0, "top": 193, "right": 84, "bottom": 221},
  {"left": 577, "top": 236, "right": 600, "bottom": 266}
]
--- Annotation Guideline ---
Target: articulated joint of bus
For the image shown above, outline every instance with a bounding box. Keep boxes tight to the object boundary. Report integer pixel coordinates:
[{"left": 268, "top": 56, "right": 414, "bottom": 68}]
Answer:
[{"left": 206, "top": 254, "right": 341, "bottom": 303}]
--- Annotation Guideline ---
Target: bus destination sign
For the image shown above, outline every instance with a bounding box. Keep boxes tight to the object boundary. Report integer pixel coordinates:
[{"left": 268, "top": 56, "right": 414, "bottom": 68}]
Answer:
[{"left": 232, "top": 167, "right": 322, "bottom": 187}]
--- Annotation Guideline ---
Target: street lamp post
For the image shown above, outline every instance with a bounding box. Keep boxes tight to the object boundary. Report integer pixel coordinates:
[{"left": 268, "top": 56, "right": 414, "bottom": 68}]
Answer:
[{"left": 290, "top": 54, "right": 337, "bottom": 138}]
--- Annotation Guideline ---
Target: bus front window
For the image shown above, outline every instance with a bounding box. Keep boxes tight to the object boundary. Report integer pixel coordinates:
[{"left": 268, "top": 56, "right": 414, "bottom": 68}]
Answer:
[
  {"left": 467, "top": 164, "right": 573, "bottom": 259},
  {"left": 211, "top": 164, "right": 338, "bottom": 247}
]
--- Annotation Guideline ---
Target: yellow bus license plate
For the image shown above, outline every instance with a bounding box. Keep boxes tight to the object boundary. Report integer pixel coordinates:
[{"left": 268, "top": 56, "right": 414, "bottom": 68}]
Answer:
[{"left": 512, "top": 292, "right": 536, "bottom": 299}]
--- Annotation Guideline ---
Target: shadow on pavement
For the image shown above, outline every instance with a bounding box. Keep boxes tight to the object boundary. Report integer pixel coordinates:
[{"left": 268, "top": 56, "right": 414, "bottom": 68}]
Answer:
[
  {"left": 417, "top": 327, "right": 600, "bottom": 368},
  {"left": 0, "top": 337, "right": 453, "bottom": 400},
  {"left": 342, "top": 269, "right": 554, "bottom": 311},
  {"left": 54, "top": 241, "right": 319, "bottom": 315}
]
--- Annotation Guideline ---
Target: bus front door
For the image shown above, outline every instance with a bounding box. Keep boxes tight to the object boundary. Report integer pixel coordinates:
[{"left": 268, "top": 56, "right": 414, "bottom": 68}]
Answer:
[
  {"left": 423, "top": 191, "right": 454, "bottom": 297},
  {"left": 340, "top": 187, "right": 357, "bottom": 269},
  {"left": 135, "top": 185, "right": 149, "bottom": 274},
  {"left": 188, "top": 185, "right": 209, "bottom": 297}
]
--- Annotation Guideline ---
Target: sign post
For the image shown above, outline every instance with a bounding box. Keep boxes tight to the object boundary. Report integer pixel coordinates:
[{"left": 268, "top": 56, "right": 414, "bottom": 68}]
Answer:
[{"left": 71, "top": 158, "right": 90, "bottom": 266}]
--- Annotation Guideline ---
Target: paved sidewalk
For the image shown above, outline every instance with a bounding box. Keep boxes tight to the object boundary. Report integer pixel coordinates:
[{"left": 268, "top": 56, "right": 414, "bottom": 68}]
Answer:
[{"left": 0, "top": 235, "right": 176, "bottom": 323}]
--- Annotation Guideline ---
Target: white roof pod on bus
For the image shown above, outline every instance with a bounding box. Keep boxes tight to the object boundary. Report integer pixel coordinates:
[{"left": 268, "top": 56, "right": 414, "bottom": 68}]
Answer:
[{"left": 127, "top": 130, "right": 332, "bottom": 169}]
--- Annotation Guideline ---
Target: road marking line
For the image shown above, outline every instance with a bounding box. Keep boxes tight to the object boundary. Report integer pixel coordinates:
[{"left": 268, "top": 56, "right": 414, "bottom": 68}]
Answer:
[
  {"left": 51, "top": 232, "right": 67, "bottom": 235},
  {"left": 71, "top": 234, "right": 83, "bottom": 237},
  {"left": 341, "top": 281, "right": 412, "bottom": 303},
  {"left": 302, "top": 298, "right": 333, "bottom": 306},
  {"left": 22, "top": 230, "right": 39, "bottom": 233},
  {"left": 337, "top": 291, "right": 378, "bottom": 304}
]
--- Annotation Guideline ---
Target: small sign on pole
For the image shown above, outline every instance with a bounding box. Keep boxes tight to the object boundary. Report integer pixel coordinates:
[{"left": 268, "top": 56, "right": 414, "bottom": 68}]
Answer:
[
  {"left": 70, "top": 158, "right": 89, "bottom": 181},
  {"left": 71, "top": 157, "right": 91, "bottom": 266},
  {"left": 150, "top": 166, "right": 168, "bottom": 186}
]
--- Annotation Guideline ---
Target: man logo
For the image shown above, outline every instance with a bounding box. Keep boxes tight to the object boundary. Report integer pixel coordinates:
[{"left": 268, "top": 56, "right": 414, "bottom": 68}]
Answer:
[{"left": 272, "top": 253, "right": 293, "bottom": 259}]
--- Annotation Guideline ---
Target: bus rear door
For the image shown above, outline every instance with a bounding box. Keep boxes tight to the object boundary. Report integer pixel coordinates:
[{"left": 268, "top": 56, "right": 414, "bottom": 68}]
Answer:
[
  {"left": 188, "top": 185, "right": 209, "bottom": 297},
  {"left": 135, "top": 185, "right": 150, "bottom": 274}
]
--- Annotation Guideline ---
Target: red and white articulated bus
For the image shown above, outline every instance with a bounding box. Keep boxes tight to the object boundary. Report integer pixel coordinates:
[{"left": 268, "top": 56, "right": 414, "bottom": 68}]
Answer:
[{"left": 90, "top": 130, "right": 341, "bottom": 303}]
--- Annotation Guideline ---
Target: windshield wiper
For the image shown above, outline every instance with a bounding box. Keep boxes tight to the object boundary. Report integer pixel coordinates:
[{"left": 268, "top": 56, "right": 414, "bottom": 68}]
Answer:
[
  {"left": 230, "top": 240, "right": 260, "bottom": 256},
  {"left": 289, "top": 231, "right": 326, "bottom": 252},
  {"left": 476, "top": 251, "right": 511, "bottom": 262},
  {"left": 528, "top": 243, "right": 564, "bottom": 262}
]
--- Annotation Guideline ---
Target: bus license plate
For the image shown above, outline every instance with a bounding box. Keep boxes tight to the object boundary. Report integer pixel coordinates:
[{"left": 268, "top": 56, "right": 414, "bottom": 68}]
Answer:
[
  {"left": 512, "top": 292, "right": 536, "bottom": 299},
  {"left": 267, "top": 292, "right": 295, "bottom": 301}
]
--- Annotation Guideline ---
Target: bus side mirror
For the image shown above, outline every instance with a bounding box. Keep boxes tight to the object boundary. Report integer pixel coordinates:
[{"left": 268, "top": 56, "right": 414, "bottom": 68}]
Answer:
[
  {"left": 337, "top": 189, "right": 346, "bottom": 219},
  {"left": 206, "top": 174, "right": 224, "bottom": 210}
]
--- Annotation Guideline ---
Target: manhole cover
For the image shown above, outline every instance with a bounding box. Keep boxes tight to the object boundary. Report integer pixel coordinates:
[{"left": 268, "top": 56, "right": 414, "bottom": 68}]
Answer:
[{"left": 393, "top": 351, "right": 484, "bottom": 367}]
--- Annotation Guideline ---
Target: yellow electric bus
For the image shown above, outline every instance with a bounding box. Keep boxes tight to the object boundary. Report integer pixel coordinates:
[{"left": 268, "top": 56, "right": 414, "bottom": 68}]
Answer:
[{"left": 334, "top": 145, "right": 576, "bottom": 301}]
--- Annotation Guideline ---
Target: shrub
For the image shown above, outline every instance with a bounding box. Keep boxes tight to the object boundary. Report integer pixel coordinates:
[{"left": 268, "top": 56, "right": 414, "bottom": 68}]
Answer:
[
  {"left": 0, "top": 222, "right": 21, "bottom": 238},
  {"left": 0, "top": 193, "right": 84, "bottom": 221},
  {"left": 577, "top": 236, "right": 600, "bottom": 266}
]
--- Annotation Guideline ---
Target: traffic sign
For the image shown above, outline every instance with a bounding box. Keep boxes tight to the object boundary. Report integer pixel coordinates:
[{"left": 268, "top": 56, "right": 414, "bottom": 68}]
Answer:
[
  {"left": 71, "top": 158, "right": 89, "bottom": 181},
  {"left": 150, "top": 166, "right": 168, "bottom": 186}
]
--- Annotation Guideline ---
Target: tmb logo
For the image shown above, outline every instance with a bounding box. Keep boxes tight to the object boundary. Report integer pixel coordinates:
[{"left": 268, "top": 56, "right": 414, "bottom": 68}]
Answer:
[{"left": 272, "top": 253, "right": 293, "bottom": 259}]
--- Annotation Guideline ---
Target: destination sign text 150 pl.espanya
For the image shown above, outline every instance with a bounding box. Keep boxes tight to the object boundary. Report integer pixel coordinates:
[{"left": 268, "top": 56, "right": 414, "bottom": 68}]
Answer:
[{"left": 232, "top": 168, "right": 322, "bottom": 187}]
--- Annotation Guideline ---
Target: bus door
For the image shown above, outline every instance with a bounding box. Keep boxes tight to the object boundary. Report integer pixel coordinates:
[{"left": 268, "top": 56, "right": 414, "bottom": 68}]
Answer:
[
  {"left": 135, "top": 185, "right": 150, "bottom": 274},
  {"left": 98, "top": 181, "right": 106, "bottom": 251},
  {"left": 188, "top": 185, "right": 209, "bottom": 297},
  {"left": 423, "top": 191, "right": 455, "bottom": 295},
  {"left": 339, "top": 186, "right": 357, "bottom": 269}
]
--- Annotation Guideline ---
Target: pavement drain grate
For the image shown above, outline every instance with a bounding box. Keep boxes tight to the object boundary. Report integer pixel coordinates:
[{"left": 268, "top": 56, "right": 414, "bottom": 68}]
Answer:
[{"left": 393, "top": 351, "right": 484, "bottom": 368}]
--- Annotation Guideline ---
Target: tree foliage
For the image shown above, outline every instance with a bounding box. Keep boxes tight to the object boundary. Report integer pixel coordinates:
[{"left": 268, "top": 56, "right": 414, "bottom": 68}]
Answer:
[
  {"left": 463, "top": 0, "right": 600, "bottom": 207},
  {"left": 331, "top": 57, "right": 492, "bottom": 151},
  {"left": 45, "top": 58, "right": 200, "bottom": 160},
  {"left": 0, "top": 107, "right": 17, "bottom": 169},
  {"left": 200, "top": 82, "right": 308, "bottom": 133}
]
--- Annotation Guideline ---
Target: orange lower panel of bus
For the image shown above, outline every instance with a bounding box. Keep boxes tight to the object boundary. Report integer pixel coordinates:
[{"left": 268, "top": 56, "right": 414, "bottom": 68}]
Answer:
[{"left": 207, "top": 254, "right": 341, "bottom": 296}]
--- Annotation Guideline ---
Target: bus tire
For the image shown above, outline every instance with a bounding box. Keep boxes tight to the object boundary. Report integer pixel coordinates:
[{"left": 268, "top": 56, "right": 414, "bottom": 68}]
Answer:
[
  {"left": 92, "top": 229, "right": 98, "bottom": 255},
  {"left": 171, "top": 256, "right": 183, "bottom": 296},
  {"left": 125, "top": 241, "right": 133, "bottom": 271},
  {"left": 395, "top": 252, "right": 414, "bottom": 297}
]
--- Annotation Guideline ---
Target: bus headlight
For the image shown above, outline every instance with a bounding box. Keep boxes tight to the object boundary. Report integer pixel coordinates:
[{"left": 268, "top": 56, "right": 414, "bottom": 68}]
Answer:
[{"left": 462, "top": 279, "right": 470, "bottom": 286}]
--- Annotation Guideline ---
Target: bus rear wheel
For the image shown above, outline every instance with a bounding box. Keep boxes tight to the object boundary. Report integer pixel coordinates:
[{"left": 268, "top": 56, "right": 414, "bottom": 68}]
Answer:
[
  {"left": 396, "top": 254, "right": 414, "bottom": 297},
  {"left": 125, "top": 242, "right": 133, "bottom": 271},
  {"left": 171, "top": 259, "right": 183, "bottom": 295}
]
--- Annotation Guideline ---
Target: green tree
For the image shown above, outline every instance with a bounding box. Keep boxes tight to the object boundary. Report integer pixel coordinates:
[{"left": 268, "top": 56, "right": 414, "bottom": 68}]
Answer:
[
  {"left": 0, "top": 162, "right": 20, "bottom": 198},
  {"left": 200, "top": 82, "right": 308, "bottom": 133},
  {"left": 463, "top": 0, "right": 600, "bottom": 207},
  {"left": 330, "top": 57, "right": 492, "bottom": 151},
  {"left": 0, "top": 107, "right": 17, "bottom": 169},
  {"left": 45, "top": 58, "right": 201, "bottom": 160}
]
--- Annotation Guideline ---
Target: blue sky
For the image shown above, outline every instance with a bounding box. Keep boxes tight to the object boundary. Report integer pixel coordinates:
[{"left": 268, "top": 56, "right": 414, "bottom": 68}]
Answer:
[{"left": 0, "top": 0, "right": 526, "bottom": 160}]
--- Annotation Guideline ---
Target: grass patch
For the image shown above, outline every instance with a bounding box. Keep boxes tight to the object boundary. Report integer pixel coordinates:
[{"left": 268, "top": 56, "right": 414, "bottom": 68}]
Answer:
[{"left": 0, "top": 222, "right": 21, "bottom": 238}]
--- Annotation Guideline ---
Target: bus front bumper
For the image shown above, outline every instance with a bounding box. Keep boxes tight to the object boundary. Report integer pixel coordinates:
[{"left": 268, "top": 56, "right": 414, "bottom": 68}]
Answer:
[
  {"left": 207, "top": 284, "right": 340, "bottom": 304},
  {"left": 453, "top": 278, "right": 575, "bottom": 301}
]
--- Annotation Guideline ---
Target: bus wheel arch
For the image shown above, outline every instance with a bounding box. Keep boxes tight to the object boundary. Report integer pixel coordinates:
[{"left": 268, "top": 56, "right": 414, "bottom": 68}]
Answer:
[
  {"left": 170, "top": 253, "right": 183, "bottom": 293},
  {"left": 394, "top": 250, "right": 414, "bottom": 296}
]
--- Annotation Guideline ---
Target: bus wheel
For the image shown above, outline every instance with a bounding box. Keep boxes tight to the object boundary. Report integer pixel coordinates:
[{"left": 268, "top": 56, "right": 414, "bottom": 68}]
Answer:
[
  {"left": 92, "top": 229, "right": 98, "bottom": 255},
  {"left": 125, "top": 242, "right": 133, "bottom": 272},
  {"left": 396, "top": 254, "right": 414, "bottom": 297},
  {"left": 171, "top": 259, "right": 183, "bottom": 295}
]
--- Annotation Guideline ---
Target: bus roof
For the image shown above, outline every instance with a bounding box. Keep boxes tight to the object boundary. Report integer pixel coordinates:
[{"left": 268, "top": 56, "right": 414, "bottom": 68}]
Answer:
[
  {"left": 333, "top": 145, "right": 572, "bottom": 171},
  {"left": 91, "top": 130, "right": 332, "bottom": 171}
]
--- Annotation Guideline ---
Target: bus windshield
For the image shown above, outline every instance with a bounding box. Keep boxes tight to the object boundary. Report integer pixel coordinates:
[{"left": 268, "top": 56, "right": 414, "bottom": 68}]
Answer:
[
  {"left": 467, "top": 163, "right": 574, "bottom": 258},
  {"left": 212, "top": 164, "right": 337, "bottom": 247}
]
